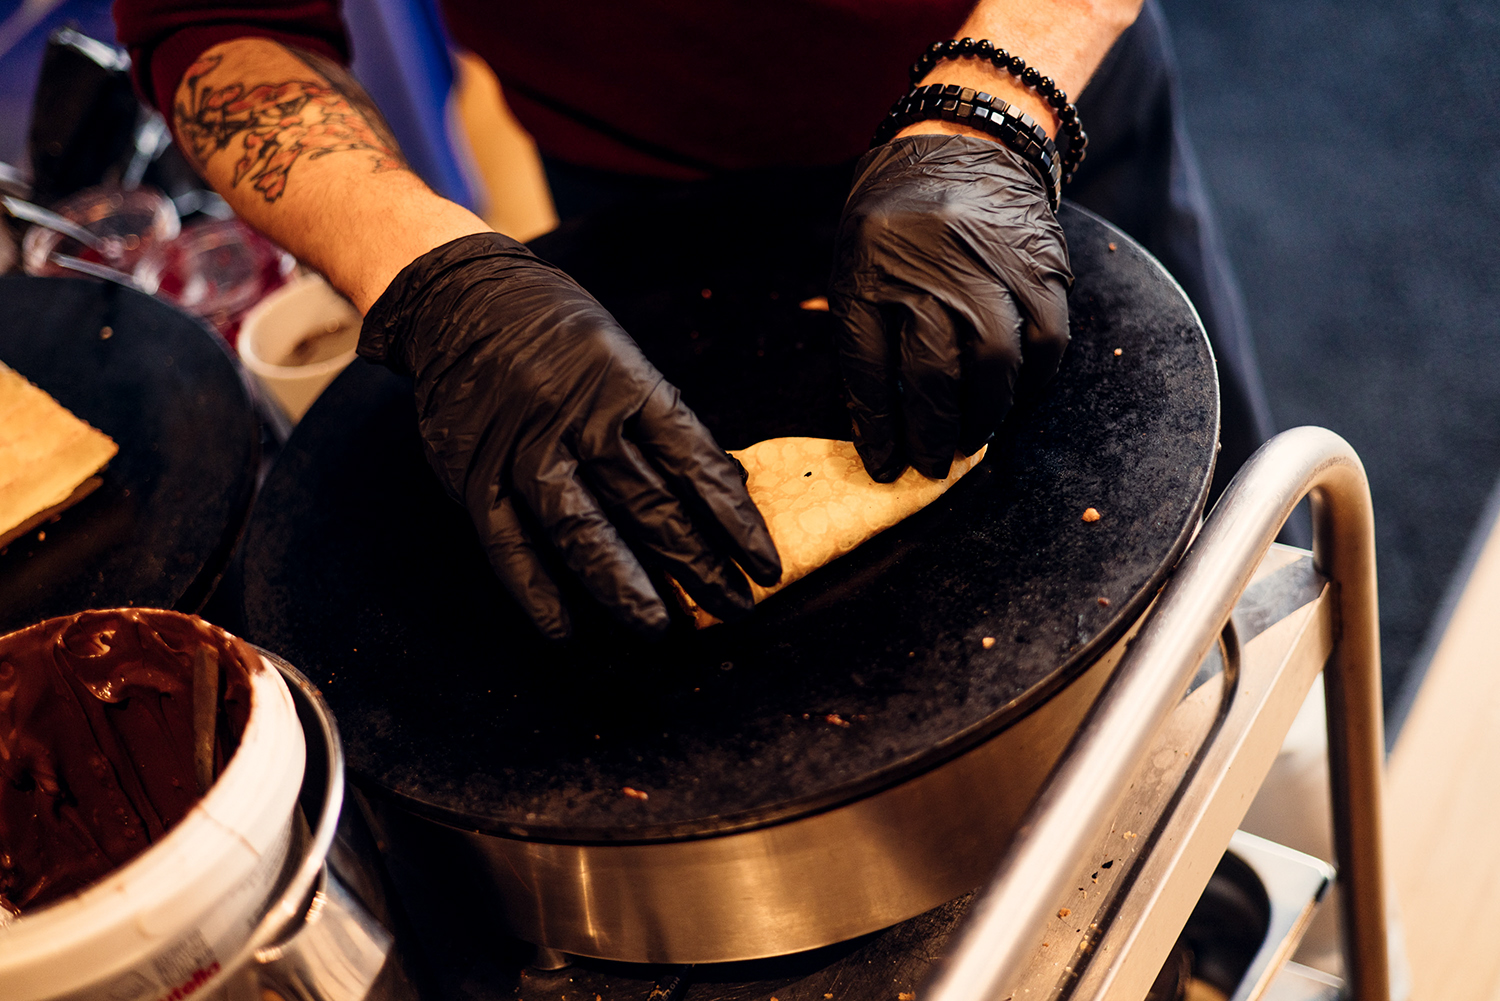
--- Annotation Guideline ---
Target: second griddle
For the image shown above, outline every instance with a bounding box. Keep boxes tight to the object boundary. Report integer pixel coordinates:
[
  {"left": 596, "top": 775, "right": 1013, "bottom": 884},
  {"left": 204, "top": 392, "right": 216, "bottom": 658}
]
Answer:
[{"left": 235, "top": 199, "right": 1218, "bottom": 842}]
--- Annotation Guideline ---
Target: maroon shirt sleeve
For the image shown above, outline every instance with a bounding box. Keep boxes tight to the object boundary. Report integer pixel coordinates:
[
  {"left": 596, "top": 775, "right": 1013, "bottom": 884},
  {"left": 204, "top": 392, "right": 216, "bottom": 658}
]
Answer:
[{"left": 112, "top": 0, "right": 350, "bottom": 114}]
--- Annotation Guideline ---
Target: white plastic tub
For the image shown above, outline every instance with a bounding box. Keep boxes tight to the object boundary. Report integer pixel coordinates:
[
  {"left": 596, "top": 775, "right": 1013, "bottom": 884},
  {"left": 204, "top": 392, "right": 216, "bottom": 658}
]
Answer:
[
  {"left": 0, "top": 650, "right": 307, "bottom": 1001},
  {"left": 237, "top": 274, "right": 362, "bottom": 423}
]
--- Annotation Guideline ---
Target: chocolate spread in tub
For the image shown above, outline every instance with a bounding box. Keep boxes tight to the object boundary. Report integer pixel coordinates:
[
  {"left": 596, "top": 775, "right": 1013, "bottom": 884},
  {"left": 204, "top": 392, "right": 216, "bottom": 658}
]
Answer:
[{"left": 0, "top": 609, "right": 255, "bottom": 915}]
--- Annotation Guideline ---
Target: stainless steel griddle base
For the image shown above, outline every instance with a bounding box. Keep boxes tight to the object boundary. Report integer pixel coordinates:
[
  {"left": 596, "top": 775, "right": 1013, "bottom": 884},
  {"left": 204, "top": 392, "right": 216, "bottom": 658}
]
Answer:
[
  {"left": 352, "top": 545, "right": 1335, "bottom": 1000},
  {"left": 363, "top": 617, "right": 1160, "bottom": 963}
]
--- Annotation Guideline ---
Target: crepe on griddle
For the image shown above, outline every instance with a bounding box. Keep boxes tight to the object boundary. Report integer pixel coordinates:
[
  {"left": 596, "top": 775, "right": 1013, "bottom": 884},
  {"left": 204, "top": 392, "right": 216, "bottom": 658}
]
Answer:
[
  {"left": 0, "top": 361, "right": 118, "bottom": 549},
  {"left": 674, "top": 437, "right": 986, "bottom": 628}
]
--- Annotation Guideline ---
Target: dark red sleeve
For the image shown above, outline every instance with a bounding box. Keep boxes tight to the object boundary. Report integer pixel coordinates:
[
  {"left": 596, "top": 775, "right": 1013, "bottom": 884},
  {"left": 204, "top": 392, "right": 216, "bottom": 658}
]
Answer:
[{"left": 112, "top": 0, "right": 350, "bottom": 113}]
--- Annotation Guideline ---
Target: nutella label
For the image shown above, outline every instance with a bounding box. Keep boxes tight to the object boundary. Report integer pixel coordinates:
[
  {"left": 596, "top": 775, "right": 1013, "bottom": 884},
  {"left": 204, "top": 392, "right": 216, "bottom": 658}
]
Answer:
[
  {"left": 49, "top": 930, "right": 223, "bottom": 1001},
  {"left": 151, "top": 932, "right": 221, "bottom": 1001}
]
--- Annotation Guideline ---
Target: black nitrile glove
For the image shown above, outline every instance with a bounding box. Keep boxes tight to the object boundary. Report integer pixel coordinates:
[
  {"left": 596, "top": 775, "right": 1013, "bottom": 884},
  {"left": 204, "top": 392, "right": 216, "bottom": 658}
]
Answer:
[
  {"left": 360, "top": 233, "right": 782, "bottom": 640},
  {"left": 830, "top": 134, "right": 1073, "bottom": 482}
]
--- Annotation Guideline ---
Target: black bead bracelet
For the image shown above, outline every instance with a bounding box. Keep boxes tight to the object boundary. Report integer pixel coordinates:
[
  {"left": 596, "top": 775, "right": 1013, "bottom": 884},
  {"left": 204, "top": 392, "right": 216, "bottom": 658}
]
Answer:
[
  {"left": 872, "top": 83, "right": 1062, "bottom": 210},
  {"left": 904, "top": 37, "right": 1088, "bottom": 185}
]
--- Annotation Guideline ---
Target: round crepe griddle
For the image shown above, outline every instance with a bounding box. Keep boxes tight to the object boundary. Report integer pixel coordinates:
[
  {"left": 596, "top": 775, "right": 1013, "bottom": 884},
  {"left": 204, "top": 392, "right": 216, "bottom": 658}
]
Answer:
[
  {"left": 0, "top": 276, "right": 259, "bottom": 635},
  {"left": 238, "top": 202, "right": 1217, "bottom": 842}
]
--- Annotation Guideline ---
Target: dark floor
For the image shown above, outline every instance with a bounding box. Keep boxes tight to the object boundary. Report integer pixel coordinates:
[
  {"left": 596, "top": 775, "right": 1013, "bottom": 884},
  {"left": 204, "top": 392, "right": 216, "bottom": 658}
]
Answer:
[{"left": 1159, "top": 0, "right": 1500, "bottom": 716}]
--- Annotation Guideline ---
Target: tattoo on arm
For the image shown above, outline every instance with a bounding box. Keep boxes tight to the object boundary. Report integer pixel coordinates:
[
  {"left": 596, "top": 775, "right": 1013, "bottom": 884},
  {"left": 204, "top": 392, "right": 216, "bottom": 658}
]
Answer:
[{"left": 173, "top": 48, "right": 405, "bottom": 203}]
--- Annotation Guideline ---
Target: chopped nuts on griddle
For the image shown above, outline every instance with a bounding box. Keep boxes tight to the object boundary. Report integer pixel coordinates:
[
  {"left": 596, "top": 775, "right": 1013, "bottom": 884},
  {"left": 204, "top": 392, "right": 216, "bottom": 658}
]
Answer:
[
  {"left": 1082, "top": 507, "right": 1101, "bottom": 522},
  {"left": 623, "top": 787, "right": 649, "bottom": 801}
]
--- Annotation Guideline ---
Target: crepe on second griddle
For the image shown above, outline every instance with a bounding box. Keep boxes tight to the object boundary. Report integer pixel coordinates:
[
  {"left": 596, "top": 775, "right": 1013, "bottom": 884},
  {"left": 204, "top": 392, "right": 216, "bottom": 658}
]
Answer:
[{"left": 674, "top": 437, "right": 986, "bottom": 628}]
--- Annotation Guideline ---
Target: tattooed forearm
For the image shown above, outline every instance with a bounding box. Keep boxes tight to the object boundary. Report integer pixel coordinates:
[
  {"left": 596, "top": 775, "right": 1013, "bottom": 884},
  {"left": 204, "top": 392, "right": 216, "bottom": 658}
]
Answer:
[{"left": 173, "top": 49, "right": 404, "bottom": 202}]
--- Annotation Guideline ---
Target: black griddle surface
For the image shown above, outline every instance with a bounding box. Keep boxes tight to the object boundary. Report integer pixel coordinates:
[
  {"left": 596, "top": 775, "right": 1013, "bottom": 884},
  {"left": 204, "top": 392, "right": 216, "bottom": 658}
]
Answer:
[
  {"left": 0, "top": 276, "right": 259, "bottom": 633},
  {"left": 238, "top": 202, "right": 1217, "bottom": 841}
]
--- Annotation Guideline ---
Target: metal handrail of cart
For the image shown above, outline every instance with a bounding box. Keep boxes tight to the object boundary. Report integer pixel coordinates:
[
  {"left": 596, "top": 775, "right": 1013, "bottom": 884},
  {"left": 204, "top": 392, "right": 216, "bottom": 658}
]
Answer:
[{"left": 926, "top": 426, "right": 1391, "bottom": 1001}]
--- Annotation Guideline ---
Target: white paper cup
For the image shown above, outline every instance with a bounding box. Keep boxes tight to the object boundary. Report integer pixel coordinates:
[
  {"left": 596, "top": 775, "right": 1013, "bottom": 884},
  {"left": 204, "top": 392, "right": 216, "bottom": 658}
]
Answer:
[
  {"left": 0, "top": 651, "right": 307, "bottom": 1001},
  {"left": 238, "top": 275, "right": 362, "bottom": 423}
]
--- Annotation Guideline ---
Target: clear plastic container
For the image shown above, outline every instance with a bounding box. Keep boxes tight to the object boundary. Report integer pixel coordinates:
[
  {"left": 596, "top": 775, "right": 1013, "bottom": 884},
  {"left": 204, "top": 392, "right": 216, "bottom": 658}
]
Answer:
[
  {"left": 134, "top": 218, "right": 296, "bottom": 342},
  {"left": 20, "top": 185, "right": 180, "bottom": 280}
]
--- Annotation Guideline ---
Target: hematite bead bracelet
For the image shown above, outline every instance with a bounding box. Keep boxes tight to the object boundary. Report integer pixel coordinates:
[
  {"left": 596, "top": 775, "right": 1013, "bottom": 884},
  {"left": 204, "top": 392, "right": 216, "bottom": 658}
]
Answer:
[
  {"left": 903, "top": 37, "right": 1088, "bottom": 186},
  {"left": 872, "top": 83, "right": 1062, "bottom": 210}
]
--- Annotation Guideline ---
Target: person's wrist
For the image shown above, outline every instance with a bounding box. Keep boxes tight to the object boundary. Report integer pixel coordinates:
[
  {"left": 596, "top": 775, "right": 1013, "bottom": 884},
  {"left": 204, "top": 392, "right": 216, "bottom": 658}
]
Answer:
[
  {"left": 903, "top": 60, "right": 1057, "bottom": 138},
  {"left": 358, "top": 230, "right": 518, "bottom": 373},
  {"left": 319, "top": 177, "right": 489, "bottom": 315},
  {"left": 884, "top": 39, "right": 1090, "bottom": 196},
  {"left": 340, "top": 190, "right": 492, "bottom": 315},
  {"left": 894, "top": 117, "right": 1025, "bottom": 146}
]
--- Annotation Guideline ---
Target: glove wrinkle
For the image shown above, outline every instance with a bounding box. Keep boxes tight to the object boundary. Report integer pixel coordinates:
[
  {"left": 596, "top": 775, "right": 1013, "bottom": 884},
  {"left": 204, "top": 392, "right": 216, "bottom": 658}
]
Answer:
[
  {"left": 830, "top": 135, "right": 1072, "bottom": 481},
  {"left": 893, "top": 293, "right": 963, "bottom": 480},
  {"left": 520, "top": 449, "right": 667, "bottom": 637},
  {"left": 630, "top": 383, "right": 783, "bottom": 587},
  {"left": 484, "top": 496, "right": 570, "bottom": 640},
  {"left": 830, "top": 296, "right": 903, "bottom": 482},
  {"left": 578, "top": 437, "right": 756, "bottom": 623}
]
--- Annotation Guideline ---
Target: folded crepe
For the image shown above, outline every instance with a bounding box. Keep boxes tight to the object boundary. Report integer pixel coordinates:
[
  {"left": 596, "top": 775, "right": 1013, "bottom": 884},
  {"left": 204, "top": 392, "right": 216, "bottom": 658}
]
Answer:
[
  {"left": 0, "top": 361, "right": 118, "bottom": 549},
  {"left": 675, "top": 437, "right": 986, "bottom": 628}
]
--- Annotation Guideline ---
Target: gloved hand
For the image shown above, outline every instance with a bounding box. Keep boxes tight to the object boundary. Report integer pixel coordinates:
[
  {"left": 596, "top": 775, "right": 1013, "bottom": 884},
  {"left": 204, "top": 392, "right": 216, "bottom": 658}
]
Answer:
[
  {"left": 830, "top": 134, "right": 1073, "bottom": 482},
  {"left": 360, "top": 233, "right": 782, "bottom": 640}
]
